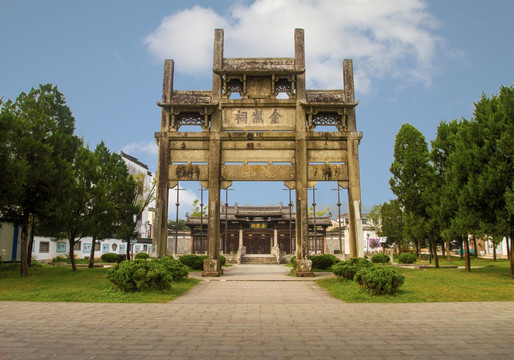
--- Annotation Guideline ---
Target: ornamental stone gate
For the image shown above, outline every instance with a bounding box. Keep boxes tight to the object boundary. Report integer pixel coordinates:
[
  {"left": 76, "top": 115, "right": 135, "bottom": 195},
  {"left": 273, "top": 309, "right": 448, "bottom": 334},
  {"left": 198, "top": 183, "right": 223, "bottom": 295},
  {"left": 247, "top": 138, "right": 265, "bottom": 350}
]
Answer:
[{"left": 154, "top": 29, "right": 363, "bottom": 277}]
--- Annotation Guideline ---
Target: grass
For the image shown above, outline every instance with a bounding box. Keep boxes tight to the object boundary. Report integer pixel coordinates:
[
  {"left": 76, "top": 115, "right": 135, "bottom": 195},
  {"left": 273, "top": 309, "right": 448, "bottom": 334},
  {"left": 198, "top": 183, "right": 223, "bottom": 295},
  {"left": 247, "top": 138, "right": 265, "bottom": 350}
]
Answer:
[
  {"left": 0, "top": 265, "right": 199, "bottom": 303},
  {"left": 318, "top": 259, "right": 514, "bottom": 303}
]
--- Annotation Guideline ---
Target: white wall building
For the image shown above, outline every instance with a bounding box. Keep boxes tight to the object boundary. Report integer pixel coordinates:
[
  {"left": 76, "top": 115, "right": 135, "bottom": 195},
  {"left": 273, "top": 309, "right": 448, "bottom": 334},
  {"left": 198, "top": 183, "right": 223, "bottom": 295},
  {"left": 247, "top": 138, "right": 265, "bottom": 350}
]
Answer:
[{"left": 120, "top": 152, "right": 155, "bottom": 240}]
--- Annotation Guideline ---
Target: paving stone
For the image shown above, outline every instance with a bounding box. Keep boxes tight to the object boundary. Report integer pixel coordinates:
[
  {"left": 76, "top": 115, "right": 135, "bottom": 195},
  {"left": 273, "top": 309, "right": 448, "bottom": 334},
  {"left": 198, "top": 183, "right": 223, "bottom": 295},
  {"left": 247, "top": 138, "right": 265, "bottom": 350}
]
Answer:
[{"left": 0, "top": 264, "right": 513, "bottom": 359}]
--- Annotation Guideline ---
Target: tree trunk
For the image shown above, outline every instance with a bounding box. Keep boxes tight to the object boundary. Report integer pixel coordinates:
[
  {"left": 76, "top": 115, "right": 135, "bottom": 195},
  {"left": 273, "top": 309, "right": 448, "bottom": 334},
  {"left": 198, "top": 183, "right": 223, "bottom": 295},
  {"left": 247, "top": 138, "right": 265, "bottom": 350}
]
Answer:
[
  {"left": 126, "top": 239, "right": 131, "bottom": 260},
  {"left": 69, "top": 238, "right": 77, "bottom": 271},
  {"left": 493, "top": 243, "right": 497, "bottom": 261},
  {"left": 459, "top": 238, "right": 464, "bottom": 259},
  {"left": 446, "top": 240, "right": 451, "bottom": 261},
  {"left": 88, "top": 236, "right": 96, "bottom": 268},
  {"left": 20, "top": 214, "right": 29, "bottom": 276},
  {"left": 27, "top": 218, "right": 35, "bottom": 267},
  {"left": 441, "top": 241, "right": 445, "bottom": 258},
  {"left": 507, "top": 236, "right": 511, "bottom": 260},
  {"left": 430, "top": 233, "right": 439, "bottom": 268},
  {"left": 509, "top": 234, "right": 514, "bottom": 279},
  {"left": 464, "top": 236, "right": 471, "bottom": 273},
  {"left": 472, "top": 235, "right": 478, "bottom": 258}
]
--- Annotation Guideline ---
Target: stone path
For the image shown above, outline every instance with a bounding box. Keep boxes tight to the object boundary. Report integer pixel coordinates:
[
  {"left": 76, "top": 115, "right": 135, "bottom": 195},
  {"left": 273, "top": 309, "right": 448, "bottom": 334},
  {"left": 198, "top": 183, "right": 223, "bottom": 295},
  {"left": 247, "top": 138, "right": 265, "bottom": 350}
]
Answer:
[{"left": 0, "top": 264, "right": 513, "bottom": 359}]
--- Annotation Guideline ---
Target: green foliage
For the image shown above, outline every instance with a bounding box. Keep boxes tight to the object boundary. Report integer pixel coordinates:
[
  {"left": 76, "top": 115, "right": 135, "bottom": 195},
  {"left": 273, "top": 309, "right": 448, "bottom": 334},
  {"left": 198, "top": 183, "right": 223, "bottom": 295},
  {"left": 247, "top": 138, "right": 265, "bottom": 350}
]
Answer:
[
  {"left": 398, "top": 253, "right": 417, "bottom": 264},
  {"left": 167, "top": 219, "right": 188, "bottom": 230},
  {"left": 179, "top": 254, "right": 207, "bottom": 271},
  {"left": 154, "top": 256, "right": 189, "bottom": 281},
  {"left": 134, "top": 252, "right": 150, "bottom": 260},
  {"left": 219, "top": 255, "right": 226, "bottom": 266},
  {"left": 354, "top": 266, "right": 405, "bottom": 296},
  {"left": 309, "top": 254, "right": 340, "bottom": 269},
  {"left": 190, "top": 199, "right": 208, "bottom": 217},
  {"left": 0, "top": 263, "right": 20, "bottom": 272},
  {"left": 101, "top": 253, "right": 119, "bottom": 263},
  {"left": 371, "top": 253, "right": 390, "bottom": 264},
  {"left": 106, "top": 259, "right": 171, "bottom": 292},
  {"left": 52, "top": 256, "right": 68, "bottom": 263},
  {"left": 379, "top": 199, "right": 405, "bottom": 247},
  {"left": 332, "top": 257, "right": 374, "bottom": 280},
  {"left": 290, "top": 256, "right": 297, "bottom": 268}
]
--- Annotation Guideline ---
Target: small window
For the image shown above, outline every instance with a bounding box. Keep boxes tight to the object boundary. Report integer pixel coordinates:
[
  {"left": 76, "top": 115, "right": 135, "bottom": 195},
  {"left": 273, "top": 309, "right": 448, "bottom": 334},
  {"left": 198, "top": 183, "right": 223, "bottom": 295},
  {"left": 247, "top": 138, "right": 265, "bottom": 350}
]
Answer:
[
  {"left": 119, "top": 245, "right": 126, "bottom": 254},
  {"left": 74, "top": 241, "right": 81, "bottom": 251},
  {"left": 102, "top": 243, "right": 110, "bottom": 253},
  {"left": 112, "top": 243, "right": 118, "bottom": 252},
  {"left": 94, "top": 242, "right": 100, "bottom": 251},
  {"left": 39, "top": 241, "right": 50, "bottom": 253}
]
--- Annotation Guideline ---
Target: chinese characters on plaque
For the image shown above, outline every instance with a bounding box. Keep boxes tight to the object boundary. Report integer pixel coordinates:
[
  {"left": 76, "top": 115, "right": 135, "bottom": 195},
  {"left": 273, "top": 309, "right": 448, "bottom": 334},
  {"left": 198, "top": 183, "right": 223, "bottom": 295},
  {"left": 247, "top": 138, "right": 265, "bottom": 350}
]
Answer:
[
  {"left": 249, "top": 222, "right": 269, "bottom": 230},
  {"left": 223, "top": 108, "right": 295, "bottom": 130}
]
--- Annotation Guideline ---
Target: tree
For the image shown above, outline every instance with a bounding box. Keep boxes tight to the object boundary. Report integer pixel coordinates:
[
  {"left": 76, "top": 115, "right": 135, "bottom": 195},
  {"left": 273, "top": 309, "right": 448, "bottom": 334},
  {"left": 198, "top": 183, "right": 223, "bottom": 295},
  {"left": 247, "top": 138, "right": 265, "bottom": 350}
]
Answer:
[
  {"left": 390, "top": 123, "right": 438, "bottom": 267},
  {"left": 379, "top": 200, "right": 405, "bottom": 251},
  {"left": 0, "top": 84, "right": 78, "bottom": 276},
  {"left": 367, "top": 204, "right": 382, "bottom": 238},
  {"left": 43, "top": 143, "right": 95, "bottom": 271},
  {"left": 190, "top": 199, "right": 207, "bottom": 217},
  {"left": 430, "top": 120, "right": 462, "bottom": 261},
  {"left": 87, "top": 142, "right": 133, "bottom": 268},
  {"left": 116, "top": 173, "right": 154, "bottom": 260}
]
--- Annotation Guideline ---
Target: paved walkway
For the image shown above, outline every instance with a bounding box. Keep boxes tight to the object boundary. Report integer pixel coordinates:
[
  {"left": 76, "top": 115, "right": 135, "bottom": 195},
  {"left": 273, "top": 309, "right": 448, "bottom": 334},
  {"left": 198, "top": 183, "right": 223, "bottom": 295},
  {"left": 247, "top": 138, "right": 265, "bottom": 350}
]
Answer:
[{"left": 1, "top": 264, "right": 513, "bottom": 359}]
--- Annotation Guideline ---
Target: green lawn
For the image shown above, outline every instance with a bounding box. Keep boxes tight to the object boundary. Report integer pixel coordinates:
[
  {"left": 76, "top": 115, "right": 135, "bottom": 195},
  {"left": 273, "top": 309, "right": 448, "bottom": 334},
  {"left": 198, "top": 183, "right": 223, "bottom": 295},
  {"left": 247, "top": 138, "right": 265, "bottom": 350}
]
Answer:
[
  {"left": 0, "top": 265, "right": 199, "bottom": 303},
  {"left": 318, "top": 259, "right": 514, "bottom": 303}
]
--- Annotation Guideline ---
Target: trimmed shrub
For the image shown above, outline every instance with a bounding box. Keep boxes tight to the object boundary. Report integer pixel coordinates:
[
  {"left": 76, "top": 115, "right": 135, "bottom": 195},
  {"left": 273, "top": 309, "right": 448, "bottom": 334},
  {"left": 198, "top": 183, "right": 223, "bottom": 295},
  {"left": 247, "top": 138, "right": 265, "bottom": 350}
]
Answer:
[
  {"left": 134, "top": 252, "right": 150, "bottom": 260},
  {"left": 106, "top": 259, "right": 171, "bottom": 292},
  {"left": 309, "top": 254, "right": 340, "bottom": 270},
  {"left": 219, "top": 254, "right": 226, "bottom": 266},
  {"left": 52, "top": 256, "right": 67, "bottom": 263},
  {"left": 179, "top": 254, "right": 207, "bottom": 271},
  {"left": 155, "top": 256, "right": 188, "bottom": 281},
  {"left": 398, "top": 253, "right": 417, "bottom": 264},
  {"left": 354, "top": 266, "right": 405, "bottom": 295},
  {"left": 101, "top": 253, "right": 119, "bottom": 263},
  {"left": 290, "top": 255, "right": 297, "bottom": 269},
  {"left": 371, "top": 253, "right": 390, "bottom": 264},
  {"left": 332, "top": 257, "right": 374, "bottom": 280}
]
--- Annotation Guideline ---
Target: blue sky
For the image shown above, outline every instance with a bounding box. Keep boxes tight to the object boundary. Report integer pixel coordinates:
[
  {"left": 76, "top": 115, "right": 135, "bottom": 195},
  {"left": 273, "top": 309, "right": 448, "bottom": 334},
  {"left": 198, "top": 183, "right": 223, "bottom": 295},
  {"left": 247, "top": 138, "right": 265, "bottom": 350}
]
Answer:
[{"left": 1, "top": 0, "right": 513, "bottom": 219}]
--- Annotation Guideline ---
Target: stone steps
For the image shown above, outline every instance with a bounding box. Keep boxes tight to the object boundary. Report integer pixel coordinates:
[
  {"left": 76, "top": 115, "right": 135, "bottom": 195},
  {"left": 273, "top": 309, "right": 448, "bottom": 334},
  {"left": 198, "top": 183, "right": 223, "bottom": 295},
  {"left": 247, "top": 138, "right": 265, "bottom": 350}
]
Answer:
[{"left": 241, "top": 255, "right": 277, "bottom": 264}]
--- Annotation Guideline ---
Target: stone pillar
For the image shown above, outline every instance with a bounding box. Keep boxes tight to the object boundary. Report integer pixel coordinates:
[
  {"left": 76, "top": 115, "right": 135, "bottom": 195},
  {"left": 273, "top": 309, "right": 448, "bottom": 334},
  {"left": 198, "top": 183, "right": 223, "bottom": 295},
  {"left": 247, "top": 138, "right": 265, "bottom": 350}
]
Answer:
[
  {"left": 239, "top": 228, "right": 243, "bottom": 248},
  {"left": 154, "top": 60, "right": 173, "bottom": 258},
  {"left": 274, "top": 229, "right": 278, "bottom": 247},
  {"left": 202, "top": 29, "right": 224, "bottom": 276},
  {"left": 343, "top": 59, "right": 363, "bottom": 258},
  {"left": 294, "top": 28, "right": 313, "bottom": 276}
]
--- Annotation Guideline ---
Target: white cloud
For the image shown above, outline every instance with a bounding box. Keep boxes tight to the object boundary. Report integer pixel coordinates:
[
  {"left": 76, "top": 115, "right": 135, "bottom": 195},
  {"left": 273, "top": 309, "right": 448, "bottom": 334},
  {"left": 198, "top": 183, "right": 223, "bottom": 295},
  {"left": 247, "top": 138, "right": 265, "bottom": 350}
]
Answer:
[
  {"left": 168, "top": 187, "right": 198, "bottom": 218},
  {"left": 144, "top": 0, "right": 442, "bottom": 92},
  {"left": 122, "top": 140, "right": 158, "bottom": 157}
]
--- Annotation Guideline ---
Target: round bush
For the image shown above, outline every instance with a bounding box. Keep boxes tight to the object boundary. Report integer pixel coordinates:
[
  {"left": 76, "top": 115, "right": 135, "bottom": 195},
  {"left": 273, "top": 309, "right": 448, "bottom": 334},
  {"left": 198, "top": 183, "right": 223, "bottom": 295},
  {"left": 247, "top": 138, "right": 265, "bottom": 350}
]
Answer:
[
  {"left": 134, "top": 252, "right": 150, "bottom": 260},
  {"left": 371, "top": 253, "right": 390, "bottom": 264},
  {"left": 309, "top": 254, "right": 340, "bottom": 270},
  {"left": 219, "top": 255, "right": 226, "bottom": 266},
  {"left": 154, "top": 256, "right": 189, "bottom": 281},
  {"left": 106, "top": 259, "right": 171, "bottom": 292},
  {"left": 398, "top": 253, "right": 417, "bottom": 264},
  {"left": 332, "top": 257, "right": 374, "bottom": 280},
  {"left": 101, "top": 253, "right": 119, "bottom": 263},
  {"left": 178, "top": 254, "right": 207, "bottom": 271},
  {"left": 354, "top": 266, "right": 405, "bottom": 296}
]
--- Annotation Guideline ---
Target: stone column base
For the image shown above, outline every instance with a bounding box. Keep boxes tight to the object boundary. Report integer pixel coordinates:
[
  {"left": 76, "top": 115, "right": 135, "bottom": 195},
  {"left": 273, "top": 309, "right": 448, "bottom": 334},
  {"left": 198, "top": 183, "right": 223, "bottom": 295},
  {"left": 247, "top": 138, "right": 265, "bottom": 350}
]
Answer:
[
  {"left": 201, "top": 258, "right": 223, "bottom": 277},
  {"left": 295, "top": 259, "right": 314, "bottom": 277}
]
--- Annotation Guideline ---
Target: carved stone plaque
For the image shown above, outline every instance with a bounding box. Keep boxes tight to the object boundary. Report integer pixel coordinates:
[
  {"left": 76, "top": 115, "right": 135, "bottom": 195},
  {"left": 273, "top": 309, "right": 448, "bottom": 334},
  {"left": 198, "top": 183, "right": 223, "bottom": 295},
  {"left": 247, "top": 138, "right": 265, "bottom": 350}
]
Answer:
[{"left": 222, "top": 108, "right": 295, "bottom": 131}]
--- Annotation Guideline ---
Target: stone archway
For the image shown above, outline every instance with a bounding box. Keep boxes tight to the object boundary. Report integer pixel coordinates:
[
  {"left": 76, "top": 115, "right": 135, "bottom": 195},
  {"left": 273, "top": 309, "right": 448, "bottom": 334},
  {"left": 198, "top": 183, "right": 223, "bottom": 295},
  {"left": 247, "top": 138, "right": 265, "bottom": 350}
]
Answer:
[{"left": 154, "top": 28, "right": 363, "bottom": 277}]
